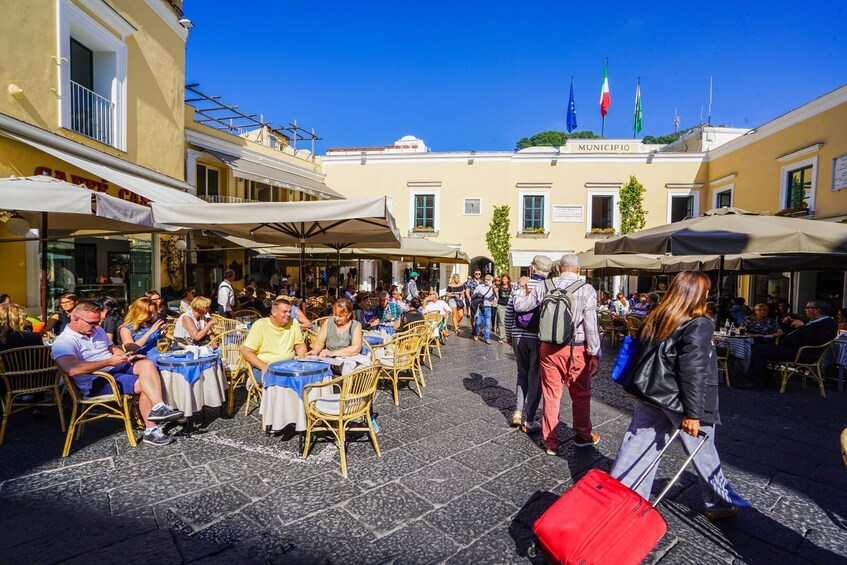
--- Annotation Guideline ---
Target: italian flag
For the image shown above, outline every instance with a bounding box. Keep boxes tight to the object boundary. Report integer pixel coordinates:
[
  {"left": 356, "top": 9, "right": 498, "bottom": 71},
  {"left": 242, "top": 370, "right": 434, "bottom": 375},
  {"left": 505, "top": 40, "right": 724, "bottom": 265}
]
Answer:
[{"left": 599, "top": 61, "right": 611, "bottom": 117}]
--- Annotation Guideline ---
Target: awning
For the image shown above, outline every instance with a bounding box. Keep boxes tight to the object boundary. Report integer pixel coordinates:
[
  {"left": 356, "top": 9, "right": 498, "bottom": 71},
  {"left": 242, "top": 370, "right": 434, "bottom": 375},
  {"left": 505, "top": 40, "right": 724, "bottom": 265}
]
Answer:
[
  {"left": 510, "top": 250, "right": 574, "bottom": 267},
  {"left": 1, "top": 131, "right": 202, "bottom": 204},
  {"left": 204, "top": 149, "right": 344, "bottom": 200}
]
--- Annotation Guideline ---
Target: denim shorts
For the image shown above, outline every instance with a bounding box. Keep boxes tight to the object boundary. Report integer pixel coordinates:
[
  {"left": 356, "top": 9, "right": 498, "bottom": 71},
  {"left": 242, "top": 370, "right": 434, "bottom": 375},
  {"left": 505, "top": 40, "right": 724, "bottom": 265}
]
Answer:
[{"left": 88, "top": 364, "right": 138, "bottom": 397}]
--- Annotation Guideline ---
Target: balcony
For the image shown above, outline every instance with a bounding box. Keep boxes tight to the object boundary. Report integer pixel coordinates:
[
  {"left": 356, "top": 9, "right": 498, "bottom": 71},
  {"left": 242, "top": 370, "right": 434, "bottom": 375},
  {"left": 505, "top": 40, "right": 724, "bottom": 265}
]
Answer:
[
  {"left": 198, "top": 195, "right": 258, "bottom": 204},
  {"left": 69, "top": 81, "right": 114, "bottom": 147}
]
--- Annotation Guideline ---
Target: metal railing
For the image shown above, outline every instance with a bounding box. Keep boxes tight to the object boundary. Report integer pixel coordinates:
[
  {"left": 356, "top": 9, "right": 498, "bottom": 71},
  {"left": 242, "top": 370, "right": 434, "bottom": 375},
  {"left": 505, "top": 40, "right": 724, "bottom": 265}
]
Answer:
[
  {"left": 69, "top": 81, "right": 114, "bottom": 146},
  {"left": 198, "top": 195, "right": 258, "bottom": 204}
]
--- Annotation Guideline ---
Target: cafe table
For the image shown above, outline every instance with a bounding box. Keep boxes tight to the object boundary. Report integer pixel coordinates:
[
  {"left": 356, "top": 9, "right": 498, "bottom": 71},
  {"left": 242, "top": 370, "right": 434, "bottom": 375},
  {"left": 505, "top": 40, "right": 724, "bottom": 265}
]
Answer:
[
  {"left": 259, "top": 359, "right": 333, "bottom": 432},
  {"left": 155, "top": 350, "right": 226, "bottom": 415},
  {"left": 713, "top": 333, "right": 756, "bottom": 372}
]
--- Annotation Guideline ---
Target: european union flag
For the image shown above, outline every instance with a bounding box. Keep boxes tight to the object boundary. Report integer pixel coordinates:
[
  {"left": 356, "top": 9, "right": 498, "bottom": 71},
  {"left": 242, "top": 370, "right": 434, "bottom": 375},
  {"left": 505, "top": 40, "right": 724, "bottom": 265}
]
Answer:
[{"left": 566, "top": 78, "right": 578, "bottom": 133}]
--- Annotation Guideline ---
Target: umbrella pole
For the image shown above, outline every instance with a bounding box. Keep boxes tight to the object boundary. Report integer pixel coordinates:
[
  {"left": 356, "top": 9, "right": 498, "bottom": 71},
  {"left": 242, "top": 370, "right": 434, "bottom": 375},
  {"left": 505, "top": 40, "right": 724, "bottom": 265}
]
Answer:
[
  {"left": 716, "top": 254, "right": 725, "bottom": 328},
  {"left": 337, "top": 247, "right": 341, "bottom": 289},
  {"left": 299, "top": 232, "right": 306, "bottom": 300},
  {"left": 40, "top": 212, "right": 48, "bottom": 323}
]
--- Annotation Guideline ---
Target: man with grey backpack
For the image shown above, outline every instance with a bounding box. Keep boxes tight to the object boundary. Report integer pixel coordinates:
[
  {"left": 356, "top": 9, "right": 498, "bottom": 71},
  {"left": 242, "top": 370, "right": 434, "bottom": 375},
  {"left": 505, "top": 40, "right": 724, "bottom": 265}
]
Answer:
[{"left": 513, "top": 253, "right": 601, "bottom": 455}]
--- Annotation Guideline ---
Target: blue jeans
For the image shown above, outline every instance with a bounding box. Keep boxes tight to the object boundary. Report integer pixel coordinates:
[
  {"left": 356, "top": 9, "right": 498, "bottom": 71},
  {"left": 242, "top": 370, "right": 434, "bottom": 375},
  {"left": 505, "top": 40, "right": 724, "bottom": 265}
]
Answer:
[
  {"left": 474, "top": 306, "right": 492, "bottom": 340},
  {"left": 610, "top": 401, "right": 749, "bottom": 510}
]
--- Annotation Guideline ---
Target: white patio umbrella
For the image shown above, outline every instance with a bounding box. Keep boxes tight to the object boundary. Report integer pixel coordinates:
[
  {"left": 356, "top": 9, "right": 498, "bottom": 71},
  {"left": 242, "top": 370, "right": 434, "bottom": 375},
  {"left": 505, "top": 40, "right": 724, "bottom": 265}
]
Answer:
[
  {"left": 0, "top": 175, "right": 160, "bottom": 320},
  {"left": 151, "top": 196, "right": 401, "bottom": 296}
]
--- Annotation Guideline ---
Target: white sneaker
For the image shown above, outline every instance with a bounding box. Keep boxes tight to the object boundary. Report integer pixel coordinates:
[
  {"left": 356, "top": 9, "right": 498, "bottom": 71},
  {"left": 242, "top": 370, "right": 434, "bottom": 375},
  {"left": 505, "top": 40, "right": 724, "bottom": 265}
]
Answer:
[{"left": 142, "top": 427, "right": 174, "bottom": 446}]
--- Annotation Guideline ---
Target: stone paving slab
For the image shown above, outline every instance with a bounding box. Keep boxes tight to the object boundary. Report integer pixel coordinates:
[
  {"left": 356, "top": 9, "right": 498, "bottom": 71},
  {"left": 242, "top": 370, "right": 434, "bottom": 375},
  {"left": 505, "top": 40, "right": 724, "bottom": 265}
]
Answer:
[{"left": 1, "top": 327, "right": 847, "bottom": 563}]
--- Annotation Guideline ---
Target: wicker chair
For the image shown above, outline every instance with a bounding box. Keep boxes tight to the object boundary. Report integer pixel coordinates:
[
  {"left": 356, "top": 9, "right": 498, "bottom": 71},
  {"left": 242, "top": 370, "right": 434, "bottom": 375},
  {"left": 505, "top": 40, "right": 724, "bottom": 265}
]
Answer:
[
  {"left": 217, "top": 329, "right": 250, "bottom": 416},
  {"left": 424, "top": 312, "right": 445, "bottom": 360},
  {"left": 60, "top": 369, "right": 139, "bottom": 456},
  {"left": 301, "top": 364, "right": 381, "bottom": 478},
  {"left": 211, "top": 314, "right": 239, "bottom": 336},
  {"left": 599, "top": 311, "right": 624, "bottom": 347},
  {"left": 232, "top": 309, "right": 262, "bottom": 323},
  {"left": 0, "top": 346, "right": 66, "bottom": 445},
  {"left": 373, "top": 331, "right": 424, "bottom": 406},
  {"left": 775, "top": 340, "right": 834, "bottom": 397}
]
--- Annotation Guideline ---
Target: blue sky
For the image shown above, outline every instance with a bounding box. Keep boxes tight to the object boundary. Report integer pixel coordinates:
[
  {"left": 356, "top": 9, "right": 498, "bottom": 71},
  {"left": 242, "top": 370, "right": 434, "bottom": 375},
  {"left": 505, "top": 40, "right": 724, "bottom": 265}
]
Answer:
[{"left": 185, "top": 1, "right": 846, "bottom": 152}]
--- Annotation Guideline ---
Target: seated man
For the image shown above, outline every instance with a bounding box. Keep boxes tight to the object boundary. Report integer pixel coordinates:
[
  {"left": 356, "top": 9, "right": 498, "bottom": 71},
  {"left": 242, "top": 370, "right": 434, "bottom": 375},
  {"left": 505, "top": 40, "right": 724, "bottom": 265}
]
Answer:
[
  {"left": 241, "top": 297, "right": 307, "bottom": 381},
  {"left": 353, "top": 293, "right": 374, "bottom": 327},
  {"left": 52, "top": 301, "right": 183, "bottom": 446},
  {"left": 423, "top": 291, "right": 452, "bottom": 338},
  {"left": 743, "top": 299, "right": 837, "bottom": 389},
  {"left": 371, "top": 291, "right": 403, "bottom": 328}
]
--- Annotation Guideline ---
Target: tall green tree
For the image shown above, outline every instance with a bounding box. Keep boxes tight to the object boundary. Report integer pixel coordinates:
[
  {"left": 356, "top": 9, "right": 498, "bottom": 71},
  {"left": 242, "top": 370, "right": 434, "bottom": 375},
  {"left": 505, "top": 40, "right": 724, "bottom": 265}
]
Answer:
[
  {"left": 485, "top": 205, "right": 511, "bottom": 275},
  {"left": 618, "top": 176, "right": 647, "bottom": 234}
]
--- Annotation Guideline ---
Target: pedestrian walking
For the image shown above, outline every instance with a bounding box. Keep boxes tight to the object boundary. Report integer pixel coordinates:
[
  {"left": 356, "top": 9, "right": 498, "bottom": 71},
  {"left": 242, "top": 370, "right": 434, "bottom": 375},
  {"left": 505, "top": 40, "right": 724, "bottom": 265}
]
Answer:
[
  {"left": 472, "top": 274, "right": 496, "bottom": 344},
  {"left": 609, "top": 270, "right": 749, "bottom": 520},
  {"left": 495, "top": 274, "right": 512, "bottom": 338},
  {"left": 513, "top": 253, "right": 601, "bottom": 453},
  {"left": 445, "top": 273, "right": 465, "bottom": 333},
  {"left": 465, "top": 269, "right": 482, "bottom": 325},
  {"left": 504, "top": 255, "right": 551, "bottom": 431}
]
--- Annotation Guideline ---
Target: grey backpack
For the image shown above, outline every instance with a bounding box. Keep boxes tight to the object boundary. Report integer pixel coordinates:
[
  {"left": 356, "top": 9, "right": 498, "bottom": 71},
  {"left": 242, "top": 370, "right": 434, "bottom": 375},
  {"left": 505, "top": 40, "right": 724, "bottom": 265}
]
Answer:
[{"left": 538, "top": 279, "right": 586, "bottom": 345}]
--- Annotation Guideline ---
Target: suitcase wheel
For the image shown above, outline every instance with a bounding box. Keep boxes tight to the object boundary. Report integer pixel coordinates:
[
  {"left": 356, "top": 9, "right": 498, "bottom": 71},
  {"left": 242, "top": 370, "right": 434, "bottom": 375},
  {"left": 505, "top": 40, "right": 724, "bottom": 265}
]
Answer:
[{"left": 527, "top": 541, "right": 537, "bottom": 559}]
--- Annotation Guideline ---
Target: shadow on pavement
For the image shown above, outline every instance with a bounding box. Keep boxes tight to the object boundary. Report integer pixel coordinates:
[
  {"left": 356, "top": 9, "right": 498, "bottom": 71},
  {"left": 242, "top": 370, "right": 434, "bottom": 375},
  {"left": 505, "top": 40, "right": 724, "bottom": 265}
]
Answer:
[{"left": 463, "top": 372, "right": 518, "bottom": 424}]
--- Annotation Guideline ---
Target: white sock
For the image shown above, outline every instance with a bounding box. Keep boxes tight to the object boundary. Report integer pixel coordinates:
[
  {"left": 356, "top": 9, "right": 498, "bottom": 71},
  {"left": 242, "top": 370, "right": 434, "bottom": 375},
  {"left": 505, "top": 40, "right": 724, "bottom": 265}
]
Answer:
[
  {"left": 145, "top": 426, "right": 159, "bottom": 435},
  {"left": 152, "top": 402, "right": 165, "bottom": 410}
]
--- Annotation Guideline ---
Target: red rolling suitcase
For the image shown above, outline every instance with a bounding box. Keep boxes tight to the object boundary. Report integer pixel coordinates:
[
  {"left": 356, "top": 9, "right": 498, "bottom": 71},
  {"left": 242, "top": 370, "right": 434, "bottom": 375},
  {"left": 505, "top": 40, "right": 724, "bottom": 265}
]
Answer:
[{"left": 532, "top": 429, "right": 707, "bottom": 565}]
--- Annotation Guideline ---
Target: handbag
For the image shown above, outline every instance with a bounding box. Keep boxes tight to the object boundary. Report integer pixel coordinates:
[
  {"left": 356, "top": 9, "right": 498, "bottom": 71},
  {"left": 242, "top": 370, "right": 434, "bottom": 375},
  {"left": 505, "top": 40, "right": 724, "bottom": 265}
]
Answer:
[
  {"left": 610, "top": 335, "right": 639, "bottom": 385},
  {"left": 623, "top": 320, "right": 695, "bottom": 413}
]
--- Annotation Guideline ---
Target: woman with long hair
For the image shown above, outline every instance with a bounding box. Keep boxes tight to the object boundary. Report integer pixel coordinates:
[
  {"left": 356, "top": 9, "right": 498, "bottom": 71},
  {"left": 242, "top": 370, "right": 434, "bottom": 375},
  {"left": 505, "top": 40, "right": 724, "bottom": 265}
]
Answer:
[
  {"left": 445, "top": 273, "right": 465, "bottom": 333},
  {"left": 100, "top": 297, "right": 123, "bottom": 344},
  {"left": 0, "top": 303, "right": 41, "bottom": 352},
  {"left": 610, "top": 271, "right": 748, "bottom": 521},
  {"left": 119, "top": 297, "right": 166, "bottom": 359},
  {"left": 308, "top": 298, "right": 363, "bottom": 358},
  {"left": 495, "top": 274, "right": 513, "bottom": 338}
]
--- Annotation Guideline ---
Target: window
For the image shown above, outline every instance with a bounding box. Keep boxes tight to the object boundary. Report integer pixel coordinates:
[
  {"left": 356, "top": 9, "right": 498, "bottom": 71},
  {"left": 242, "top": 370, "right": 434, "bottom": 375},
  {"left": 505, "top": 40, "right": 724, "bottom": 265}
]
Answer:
[
  {"left": 590, "top": 195, "right": 614, "bottom": 229},
  {"left": 670, "top": 196, "right": 693, "bottom": 222},
  {"left": 522, "top": 195, "right": 545, "bottom": 231},
  {"left": 785, "top": 165, "right": 812, "bottom": 209},
  {"left": 585, "top": 190, "right": 619, "bottom": 234},
  {"left": 714, "top": 188, "right": 733, "bottom": 209},
  {"left": 414, "top": 194, "right": 435, "bottom": 229},
  {"left": 58, "top": 0, "right": 130, "bottom": 150},
  {"left": 196, "top": 164, "right": 220, "bottom": 200},
  {"left": 408, "top": 191, "right": 439, "bottom": 232},
  {"left": 779, "top": 156, "right": 818, "bottom": 213},
  {"left": 666, "top": 191, "right": 700, "bottom": 222},
  {"left": 463, "top": 198, "right": 481, "bottom": 216},
  {"left": 268, "top": 134, "right": 280, "bottom": 150}
]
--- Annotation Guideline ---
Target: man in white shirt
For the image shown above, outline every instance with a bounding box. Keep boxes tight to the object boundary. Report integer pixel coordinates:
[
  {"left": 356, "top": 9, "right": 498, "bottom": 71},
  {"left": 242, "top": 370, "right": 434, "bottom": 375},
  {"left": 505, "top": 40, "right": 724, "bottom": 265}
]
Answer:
[
  {"left": 423, "top": 291, "right": 452, "bottom": 338},
  {"left": 52, "top": 301, "right": 183, "bottom": 446},
  {"left": 216, "top": 269, "right": 236, "bottom": 318}
]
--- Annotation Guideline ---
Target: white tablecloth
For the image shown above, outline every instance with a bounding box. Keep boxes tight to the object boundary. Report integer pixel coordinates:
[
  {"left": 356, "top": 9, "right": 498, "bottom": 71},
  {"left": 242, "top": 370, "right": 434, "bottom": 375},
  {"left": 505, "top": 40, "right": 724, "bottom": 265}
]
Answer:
[
  {"left": 260, "top": 378, "right": 334, "bottom": 432},
  {"left": 714, "top": 335, "right": 755, "bottom": 371},
  {"left": 160, "top": 362, "right": 226, "bottom": 414}
]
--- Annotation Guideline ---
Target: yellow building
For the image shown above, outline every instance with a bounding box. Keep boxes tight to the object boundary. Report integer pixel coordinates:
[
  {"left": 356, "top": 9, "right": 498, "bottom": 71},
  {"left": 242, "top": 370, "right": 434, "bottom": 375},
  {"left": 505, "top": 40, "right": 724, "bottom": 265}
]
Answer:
[
  {"left": 0, "top": 0, "right": 198, "bottom": 312},
  {"left": 323, "top": 136, "right": 709, "bottom": 290},
  {"left": 323, "top": 86, "right": 847, "bottom": 309}
]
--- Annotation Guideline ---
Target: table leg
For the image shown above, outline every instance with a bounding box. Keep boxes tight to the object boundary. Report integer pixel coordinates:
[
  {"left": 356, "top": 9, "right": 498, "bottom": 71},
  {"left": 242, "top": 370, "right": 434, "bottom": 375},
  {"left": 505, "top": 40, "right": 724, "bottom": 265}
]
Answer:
[{"left": 838, "top": 365, "right": 844, "bottom": 393}]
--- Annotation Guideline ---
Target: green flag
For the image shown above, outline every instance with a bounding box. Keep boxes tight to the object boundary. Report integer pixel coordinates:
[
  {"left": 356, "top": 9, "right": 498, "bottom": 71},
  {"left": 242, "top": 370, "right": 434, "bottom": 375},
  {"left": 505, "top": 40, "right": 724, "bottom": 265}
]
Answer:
[{"left": 633, "top": 79, "right": 643, "bottom": 138}]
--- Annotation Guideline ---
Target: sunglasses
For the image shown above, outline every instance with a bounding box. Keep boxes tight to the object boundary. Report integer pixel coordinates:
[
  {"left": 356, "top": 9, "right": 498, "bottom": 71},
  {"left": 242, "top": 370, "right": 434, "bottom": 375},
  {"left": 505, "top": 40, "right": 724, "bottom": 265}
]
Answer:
[{"left": 75, "top": 316, "right": 101, "bottom": 327}]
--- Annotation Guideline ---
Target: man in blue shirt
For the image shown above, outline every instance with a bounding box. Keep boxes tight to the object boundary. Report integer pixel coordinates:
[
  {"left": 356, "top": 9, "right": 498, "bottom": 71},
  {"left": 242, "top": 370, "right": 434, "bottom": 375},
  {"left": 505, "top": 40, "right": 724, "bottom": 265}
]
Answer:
[{"left": 371, "top": 291, "right": 403, "bottom": 326}]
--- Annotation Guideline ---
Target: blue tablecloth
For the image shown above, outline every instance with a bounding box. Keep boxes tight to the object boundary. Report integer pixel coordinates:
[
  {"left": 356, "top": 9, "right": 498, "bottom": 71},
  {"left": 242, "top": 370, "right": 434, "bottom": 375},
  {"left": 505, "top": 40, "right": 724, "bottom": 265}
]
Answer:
[
  {"left": 264, "top": 360, "right": 332, "bottom": 399},
  {"left": 378, "top": 324, "right": 396, "bottom": 335},
  {"left": 155, "top": 352, "right": 221, "bottom": 385},
  {"left": 363, "top": 335, "right": 384, "bottom": 354}
]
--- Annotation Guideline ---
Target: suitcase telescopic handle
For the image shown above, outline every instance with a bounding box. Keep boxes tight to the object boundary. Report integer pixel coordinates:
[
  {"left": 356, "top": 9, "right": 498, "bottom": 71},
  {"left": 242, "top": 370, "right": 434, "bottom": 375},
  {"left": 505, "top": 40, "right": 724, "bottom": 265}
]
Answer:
[{"left": 631, "top": 428, "right": 709, "bottom": 507}]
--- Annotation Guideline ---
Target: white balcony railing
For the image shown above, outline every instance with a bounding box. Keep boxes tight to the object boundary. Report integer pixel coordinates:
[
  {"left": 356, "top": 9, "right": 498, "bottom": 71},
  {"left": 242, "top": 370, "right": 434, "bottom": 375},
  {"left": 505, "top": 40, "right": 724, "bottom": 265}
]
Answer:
[
  {"left": 198, "top": 195, "right": 258, "bottom": 204},
  {"left": 69, "top": 80, "right": 114, "bottom": 146}
]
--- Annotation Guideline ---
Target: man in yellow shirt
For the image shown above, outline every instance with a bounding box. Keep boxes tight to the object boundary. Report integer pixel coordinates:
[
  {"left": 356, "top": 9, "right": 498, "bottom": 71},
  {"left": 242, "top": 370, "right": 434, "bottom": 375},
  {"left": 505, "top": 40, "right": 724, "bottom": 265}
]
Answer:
[{"left": 241, "top": 297, "right": 307, "bottom": 379}]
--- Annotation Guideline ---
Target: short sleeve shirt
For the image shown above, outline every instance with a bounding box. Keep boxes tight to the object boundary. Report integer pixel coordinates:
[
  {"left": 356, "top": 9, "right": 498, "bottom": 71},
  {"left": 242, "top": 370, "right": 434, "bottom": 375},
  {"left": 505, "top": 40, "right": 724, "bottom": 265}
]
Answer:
[
  {"left": 52, "top": 326, "right": 117, "bottom": 396},
  {"left": 243, "top": 317, "right": 305, "bottom": 365}
]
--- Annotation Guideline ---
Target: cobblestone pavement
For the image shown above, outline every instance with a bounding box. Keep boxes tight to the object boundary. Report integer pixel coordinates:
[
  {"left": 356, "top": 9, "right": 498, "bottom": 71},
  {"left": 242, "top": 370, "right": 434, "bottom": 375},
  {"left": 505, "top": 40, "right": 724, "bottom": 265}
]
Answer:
[{"left": 2, "top": 329, "right": 846, "bottom": 564}]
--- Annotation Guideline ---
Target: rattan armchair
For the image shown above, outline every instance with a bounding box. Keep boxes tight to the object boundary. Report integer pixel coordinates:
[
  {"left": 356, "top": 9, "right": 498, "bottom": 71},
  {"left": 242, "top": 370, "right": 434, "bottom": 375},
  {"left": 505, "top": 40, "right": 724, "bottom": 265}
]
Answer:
[
  {"left": 424, "top": 311, "right": 445, "bottom": 360},
  {"left": 218, "top": 328, "right": 250, "bottom": 416},
  {"left": 716, "top": 339, "right": 731, "bottom": 387},
  {"left": 211, "top": 314, "right": 239, "bottom": 336},
  {"left": 301, "top": 364, "right": 381, "bottom": 478},
  {"left": 60, "top": 369, "right": 139, "bottom": 456},
  {"left": 232, "top": 309, "right": 262, "bottom": 323},
  {"left": 373, "top": 331, "right": 424, "bottom": 406},
  {"left": 0, "top": 346, "right": 66, "bottom": 445},
  {"left": 776, "top": 340, "right": 834, "bottom": 397}
]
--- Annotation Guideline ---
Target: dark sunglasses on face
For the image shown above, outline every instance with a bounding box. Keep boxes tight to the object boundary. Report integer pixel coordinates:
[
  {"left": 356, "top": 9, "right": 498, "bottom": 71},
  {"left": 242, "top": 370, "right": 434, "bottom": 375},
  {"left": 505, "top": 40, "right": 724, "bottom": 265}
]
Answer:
[{"left": 75, "top": 316, "right": 101, "bottom": 327}]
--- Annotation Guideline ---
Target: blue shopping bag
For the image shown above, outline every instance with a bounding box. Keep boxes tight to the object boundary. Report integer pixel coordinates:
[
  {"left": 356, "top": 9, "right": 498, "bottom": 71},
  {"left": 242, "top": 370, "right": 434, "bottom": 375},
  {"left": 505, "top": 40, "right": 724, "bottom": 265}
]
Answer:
[{"left": 611, "top": 336, "right": 639, "bottom": 385}]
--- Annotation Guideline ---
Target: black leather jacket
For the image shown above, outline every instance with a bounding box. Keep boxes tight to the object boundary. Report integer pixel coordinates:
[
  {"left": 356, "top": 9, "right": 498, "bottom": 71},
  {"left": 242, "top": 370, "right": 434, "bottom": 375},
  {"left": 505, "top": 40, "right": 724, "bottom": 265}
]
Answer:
[{"left": 630, "top": 316, "right": 720, "bottom": 425}]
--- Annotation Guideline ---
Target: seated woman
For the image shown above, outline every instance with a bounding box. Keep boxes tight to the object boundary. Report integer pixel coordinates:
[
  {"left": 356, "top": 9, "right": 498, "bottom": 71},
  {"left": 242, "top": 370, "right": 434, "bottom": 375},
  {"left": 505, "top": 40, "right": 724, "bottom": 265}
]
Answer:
[
  {"left": 179, "top": 287, "right": 197, "bottom": 313},
  {"left": 308, "top": 298, "right": 363, "bottom": 358},
  {"left": 43, "top": 293, "right": 78, "bottom": 336},
  {"left": 174, "top": 296, "right": 218, "bottom": 345},
  {"left": 395, "top": 297, "right": 424, "bottom": 332},
  {"left": 835, "top": 307, "right": 847, "bottom": 332},
  {"left": 0, "top": 303, "right": 42, "bottom": 352},
  {"left": 100, "top": 297, "right": 123, "bottom": 344},
  {"left": 741, "top": 303, "right": 784, "bottom": 341},
  {"left": 119, "top": 297, "right": 166, "bottom": 359}
]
